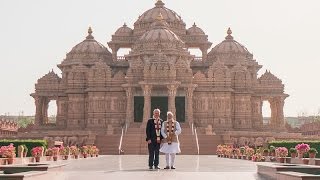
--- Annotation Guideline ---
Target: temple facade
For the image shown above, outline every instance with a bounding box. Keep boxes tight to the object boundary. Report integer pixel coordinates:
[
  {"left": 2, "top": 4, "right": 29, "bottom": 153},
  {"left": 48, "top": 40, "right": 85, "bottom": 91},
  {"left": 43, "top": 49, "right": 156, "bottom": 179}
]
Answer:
[{"left": 29, "top": 1, "right": 292, "bottom": 151}]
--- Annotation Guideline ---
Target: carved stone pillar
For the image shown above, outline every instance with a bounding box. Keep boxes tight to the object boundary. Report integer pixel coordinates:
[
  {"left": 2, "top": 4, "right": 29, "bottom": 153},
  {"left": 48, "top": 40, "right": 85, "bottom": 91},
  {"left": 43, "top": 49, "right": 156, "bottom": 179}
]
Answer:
[
  {"left": 110, "top": 45, "right": 119, "bottom": 61},
  {"left": 34, "top": 96, "right": 42, "bottom": 127},
  {"left": 186, "top": 86, "right": 196, "bottom": 124},
  {"left": 270, "top": 97, "right": 285, "bottom": 130},
  {"left": 41, "top": 97, "right": 49, "bottom": 124},
  {"left": 142, "top": 85, "right": 152, "bottom": 123},
  {"left": 125, "top": 87, "right": 134, "bottom": 125},
  {"left": 200, "top": 47, "right": 208, "bottom": 61},
  {"left": 167, "top": 84, "right": 179, "bottom": 119}
]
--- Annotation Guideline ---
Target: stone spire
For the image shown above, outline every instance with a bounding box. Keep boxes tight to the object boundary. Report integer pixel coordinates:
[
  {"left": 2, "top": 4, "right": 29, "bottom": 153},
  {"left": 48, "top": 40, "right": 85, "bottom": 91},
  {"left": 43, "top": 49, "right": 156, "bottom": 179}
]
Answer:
[
  {"left": 225, "top": 27, "right": 234, "bottom": 40},
  {"left": 86, "top": 26, "right": 94, "bottom": 40}
]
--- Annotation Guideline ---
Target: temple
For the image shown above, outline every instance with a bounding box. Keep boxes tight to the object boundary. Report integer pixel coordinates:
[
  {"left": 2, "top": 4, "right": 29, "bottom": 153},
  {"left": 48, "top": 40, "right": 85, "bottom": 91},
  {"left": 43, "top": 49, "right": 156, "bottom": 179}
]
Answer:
[{"left": 27, "top": 1, "right": 298, "bottom": 154}]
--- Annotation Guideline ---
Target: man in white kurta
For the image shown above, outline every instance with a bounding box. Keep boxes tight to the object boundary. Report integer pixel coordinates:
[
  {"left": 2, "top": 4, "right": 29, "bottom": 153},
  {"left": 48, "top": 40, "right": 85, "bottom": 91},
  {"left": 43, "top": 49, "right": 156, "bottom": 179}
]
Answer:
[{"left": 160, "top": 111, "right": 182, "bottom": 169}]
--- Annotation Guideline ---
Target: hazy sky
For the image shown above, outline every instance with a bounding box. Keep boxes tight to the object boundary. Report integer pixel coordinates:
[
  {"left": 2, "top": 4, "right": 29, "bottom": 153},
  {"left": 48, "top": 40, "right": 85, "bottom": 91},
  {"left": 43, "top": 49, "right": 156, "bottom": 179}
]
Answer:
[{"left": 0, "top": 0, "right": 319, "bottom": 117}]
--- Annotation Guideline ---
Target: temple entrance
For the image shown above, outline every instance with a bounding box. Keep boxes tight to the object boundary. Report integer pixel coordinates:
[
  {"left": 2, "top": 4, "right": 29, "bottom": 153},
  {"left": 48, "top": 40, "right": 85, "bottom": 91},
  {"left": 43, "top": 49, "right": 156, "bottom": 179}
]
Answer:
[
  {"left": 134, "top": 96, "right": 144, "bottom": 122},
  {"left": 133, "top": 96, "right": 186, "bottom": 122},
  {"left": 175, "top": 97, "right": 185, "bottom": 122},
  {"left": 151, "top": 97, "right": 168, "bottom": 120}
]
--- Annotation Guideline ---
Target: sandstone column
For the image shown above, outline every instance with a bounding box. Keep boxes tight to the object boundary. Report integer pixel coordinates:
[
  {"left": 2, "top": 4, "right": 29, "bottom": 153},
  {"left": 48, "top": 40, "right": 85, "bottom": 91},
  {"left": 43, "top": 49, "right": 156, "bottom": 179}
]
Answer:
[
  {"left": 186, "top": 86, "right": 196, "bottom": 124},
  {"left": 125, "top": 87, "right": 134, "bottom": 125},
  {"left": 34, "top": 96, "right": 42, "bottom": 127},
  {"left": 167, "top": 84, "right": 179, "bottom": 119},
  {"left": 142, "top": 85, "right": 152, "bottom": 123}
]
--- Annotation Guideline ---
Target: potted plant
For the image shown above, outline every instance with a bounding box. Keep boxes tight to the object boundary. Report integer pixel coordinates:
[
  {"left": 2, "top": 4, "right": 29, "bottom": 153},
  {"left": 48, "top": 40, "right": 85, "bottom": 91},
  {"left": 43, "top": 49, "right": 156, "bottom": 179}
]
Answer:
[
  {"left": 45, "top": 148, "right": 53, "bottom": 161},
  {"left": 275, "top": 147, "right": 288, "bottom": 163},
  {"left": 31, "top": 146, "right": 43, "bottom": 162},
  {"left": 245, "top": 147, "right": 255, "bottom": 160},
  {"left": 70, "top": 146, "right": 80, "bottom": 159},
  {"left": 0, "top": 143, "right": 16, "bottom": 164},
  {"left": 52, "top": 147, "right": 60, "bottom": 161},
  {"left": 81, "top": 146, "right": 89, "bottom": 158},
  {"left": 60, "top": 146, "right": 70, "bottom": 160},
  {"left": 295, "top": 143, "right": 310, "bottom": 158},
  {"left": 240, "top": 147, "right": 246, "bottom": 159},
  {"left": 216, "top": 145, "right": 223, "bottom": 157},
  {"left": 289, "top": 148, "right": 297, "bottom": 158},
  {"left": 308, "top": 148, "right": 318, "bottom": 158}
]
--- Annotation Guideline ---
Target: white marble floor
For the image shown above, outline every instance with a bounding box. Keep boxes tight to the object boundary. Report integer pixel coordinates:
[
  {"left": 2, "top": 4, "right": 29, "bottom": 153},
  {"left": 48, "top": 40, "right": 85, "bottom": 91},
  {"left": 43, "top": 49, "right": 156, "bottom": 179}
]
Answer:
[{"left": 47, "top": 155, "right": 269, "bottom": 180}]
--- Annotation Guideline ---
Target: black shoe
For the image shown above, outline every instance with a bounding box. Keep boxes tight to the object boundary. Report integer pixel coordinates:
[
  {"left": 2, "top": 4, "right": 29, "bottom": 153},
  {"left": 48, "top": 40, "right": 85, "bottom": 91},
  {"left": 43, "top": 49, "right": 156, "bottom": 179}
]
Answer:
[
  {"left": 154, "top": 166, "right": 160, "bottom": 169},
  {"left": 164, "top": 166, "right": 170, "bottom": 169},
  {"left": 171, "top": 166, "right": 176, "bottom": 169},
  {"left": 149, "top": 166, "right": 153, "bottom": 170}
]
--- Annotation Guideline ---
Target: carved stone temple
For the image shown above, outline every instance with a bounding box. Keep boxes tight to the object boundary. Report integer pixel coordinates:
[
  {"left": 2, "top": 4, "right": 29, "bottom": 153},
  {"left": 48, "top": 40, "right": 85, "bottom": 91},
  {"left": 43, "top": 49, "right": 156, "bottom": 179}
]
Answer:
[{"left": 25, "top": 0, "right": 303, "bottom": 154}]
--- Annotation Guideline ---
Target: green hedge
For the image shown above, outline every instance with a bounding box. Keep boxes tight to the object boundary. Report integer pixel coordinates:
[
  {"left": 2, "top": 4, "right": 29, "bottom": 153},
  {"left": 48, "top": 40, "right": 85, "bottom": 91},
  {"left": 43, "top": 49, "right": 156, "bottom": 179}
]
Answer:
[
  {"left": 0, "top": 139, "right": 47, "bottom": 157},
  {"left": 269, "top": 141, "right": 320, "bottom": 158}
]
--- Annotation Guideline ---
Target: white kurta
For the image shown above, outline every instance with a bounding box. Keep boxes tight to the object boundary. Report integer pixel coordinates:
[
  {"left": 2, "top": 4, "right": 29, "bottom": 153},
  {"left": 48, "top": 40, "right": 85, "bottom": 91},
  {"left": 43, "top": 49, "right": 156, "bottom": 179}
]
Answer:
[{"left": 160, "top": 121, "right": 182, "bottom": 154}]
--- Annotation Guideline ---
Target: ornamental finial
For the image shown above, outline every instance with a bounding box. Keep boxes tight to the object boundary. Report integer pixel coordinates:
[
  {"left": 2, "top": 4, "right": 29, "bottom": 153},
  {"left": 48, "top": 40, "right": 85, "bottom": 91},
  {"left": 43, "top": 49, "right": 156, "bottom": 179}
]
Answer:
[
  {"left": 86, "top": 26, "right": 94, "bottom": 39},
  {"left": 155, "top": 0, "right": 165, "bottom": 7},
  {"left": 225, "top": 27, "right": 233, "bottom": 40}
]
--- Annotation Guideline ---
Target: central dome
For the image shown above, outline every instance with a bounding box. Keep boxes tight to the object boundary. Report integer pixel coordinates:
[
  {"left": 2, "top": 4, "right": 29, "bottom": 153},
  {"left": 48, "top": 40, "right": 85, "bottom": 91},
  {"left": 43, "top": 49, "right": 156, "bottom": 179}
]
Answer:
[{"left": 135, "top": 0, "right": 184, "bottom": 24}]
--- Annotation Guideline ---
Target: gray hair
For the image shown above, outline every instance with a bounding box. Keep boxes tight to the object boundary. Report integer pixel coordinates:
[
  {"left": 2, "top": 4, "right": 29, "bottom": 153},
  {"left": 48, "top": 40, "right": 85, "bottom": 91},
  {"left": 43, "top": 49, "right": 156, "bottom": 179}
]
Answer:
[
  {"left": 153, "top": 109, "right": 161, "bottom": 114},
  {"left": 167, "top": 111, "right": 173, "bottom": 116}
]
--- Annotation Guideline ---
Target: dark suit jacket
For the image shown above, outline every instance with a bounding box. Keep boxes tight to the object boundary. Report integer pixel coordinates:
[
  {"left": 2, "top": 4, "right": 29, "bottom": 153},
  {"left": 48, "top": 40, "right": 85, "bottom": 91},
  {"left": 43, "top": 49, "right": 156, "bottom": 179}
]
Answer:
[{"left": 146, "top": 118, "right": 164, "bottom": 144}]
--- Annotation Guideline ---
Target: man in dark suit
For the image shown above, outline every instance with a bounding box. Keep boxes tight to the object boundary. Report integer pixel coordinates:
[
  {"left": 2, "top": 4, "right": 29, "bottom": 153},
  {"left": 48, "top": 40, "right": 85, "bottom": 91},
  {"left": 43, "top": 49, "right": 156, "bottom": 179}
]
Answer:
[{"left": 146, "top": 108, "right": 163, "bottom": 170}]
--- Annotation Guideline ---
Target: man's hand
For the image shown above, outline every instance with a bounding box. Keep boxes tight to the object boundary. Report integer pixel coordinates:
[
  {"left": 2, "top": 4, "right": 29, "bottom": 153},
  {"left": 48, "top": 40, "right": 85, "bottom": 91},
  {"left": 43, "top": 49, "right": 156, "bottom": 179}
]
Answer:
[{"left": 147, "top": 140, "right": 152, "bottom": 144}]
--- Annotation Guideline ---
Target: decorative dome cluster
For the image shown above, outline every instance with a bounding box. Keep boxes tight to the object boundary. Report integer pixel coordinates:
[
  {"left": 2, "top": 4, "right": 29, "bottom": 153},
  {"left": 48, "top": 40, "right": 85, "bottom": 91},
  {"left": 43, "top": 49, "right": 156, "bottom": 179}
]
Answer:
[{"left": 133, "top": 13, "right": 185, "bottom": 51}]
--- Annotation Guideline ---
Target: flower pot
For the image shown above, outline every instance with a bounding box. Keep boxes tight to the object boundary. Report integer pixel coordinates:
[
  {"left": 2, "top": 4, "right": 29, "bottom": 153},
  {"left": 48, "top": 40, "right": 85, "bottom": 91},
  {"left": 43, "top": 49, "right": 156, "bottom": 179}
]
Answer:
[
  {"left": 7, "top": 158, "right": 14, "bottom": 165},
  {"left": 248, "top": 156, "right": 252, "bottom": 160},
  {"left": 35, "top": 156, "right": 40, "bottom": 162},
  {"left": 302, "top": 159, "right": 309, "bottom": 165},
  {"left": 290, "top": 153, "right": 297, "bottom": 158},
  {"left": 83, "top": 154, "right": 87, "bottom": 158},
  {"left": 298, "top": 153, "right": 304, "bottom": 159},
  {"left": 63, "top": 155, "right": 69, "bottom": 160},
  {"left": 53, "top": 156, "right": 58, "bottom": 161},
  {"left": 286, "top": 158, "right": 291, "bottom": 164},
  {"left": 279, "top": 157, "right": 285, "bottom": 163},
  {"left": 96, "top": 154, "right": 99, "bottom": 157},
  {"left": 309, "top": 153, "right": 316, "bottom": 159},
  {"left": 74, "top": 155, "right": 79, "bottom": 159}
]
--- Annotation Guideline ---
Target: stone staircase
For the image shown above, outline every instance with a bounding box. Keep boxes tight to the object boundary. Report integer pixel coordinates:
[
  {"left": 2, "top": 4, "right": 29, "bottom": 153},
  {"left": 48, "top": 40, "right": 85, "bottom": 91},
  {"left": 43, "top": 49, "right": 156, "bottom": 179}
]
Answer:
[
  {"left": 178, "top": 123, "right": 198, "bottom": 155},
  {"left": 95, "top": 135, "right": 121, "bottom": 155},
  {"left": 96, "top": 123, "right": 221, "bottom": 155},
  {"left": 196, "top": 133, "right": 223, "bottom": 155}
]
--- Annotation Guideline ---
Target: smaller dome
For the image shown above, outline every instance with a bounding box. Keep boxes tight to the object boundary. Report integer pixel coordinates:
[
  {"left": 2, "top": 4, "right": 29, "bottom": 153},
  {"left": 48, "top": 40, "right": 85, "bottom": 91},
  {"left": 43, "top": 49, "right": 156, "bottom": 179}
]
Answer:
[
  {"left": 187, "top": 23, "right": 205, "bottom": 35},
  {"left": 69, "top": 27, "right": 110, "bottom": 55},
  {"left": 114, "top": 23, "right": 133, "bottom": 36},
  {"left": 139, "top": 13, "right": 183, "bottom": 43},
  {"left": 209, "top": 28, "right": 250, "bottom": 55}
]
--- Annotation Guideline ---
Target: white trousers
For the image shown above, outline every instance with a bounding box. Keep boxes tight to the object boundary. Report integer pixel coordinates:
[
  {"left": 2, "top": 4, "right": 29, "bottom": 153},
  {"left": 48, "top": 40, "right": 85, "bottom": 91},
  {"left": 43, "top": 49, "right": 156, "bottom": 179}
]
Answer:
[{"left": 165, "top": 153, "right": 176, "bottom": 166}]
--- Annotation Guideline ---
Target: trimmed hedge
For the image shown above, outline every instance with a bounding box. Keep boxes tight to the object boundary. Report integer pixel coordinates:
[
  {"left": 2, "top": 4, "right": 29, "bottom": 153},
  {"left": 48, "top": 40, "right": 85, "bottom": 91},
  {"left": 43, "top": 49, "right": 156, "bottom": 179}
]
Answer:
[
  {"left": 0, "top": 139, "right": 47, "bottom": 157},
  {"left": 269, "top": 141, "right": 320, "bottom": 158}
]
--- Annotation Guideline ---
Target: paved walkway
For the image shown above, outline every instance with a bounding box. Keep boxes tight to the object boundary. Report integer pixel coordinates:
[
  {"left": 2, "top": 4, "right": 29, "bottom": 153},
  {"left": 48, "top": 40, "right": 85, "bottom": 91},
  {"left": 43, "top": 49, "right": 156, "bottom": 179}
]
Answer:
[{"left": 51, "top": 155, "right": 268, "bottom": 180}]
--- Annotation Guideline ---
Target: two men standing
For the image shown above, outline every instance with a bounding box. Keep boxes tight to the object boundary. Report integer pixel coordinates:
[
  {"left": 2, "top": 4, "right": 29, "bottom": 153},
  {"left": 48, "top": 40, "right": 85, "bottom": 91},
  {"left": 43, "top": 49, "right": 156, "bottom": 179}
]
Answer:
[{"left": 145, "top": 108, "right": 182, "bottom": 170}]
